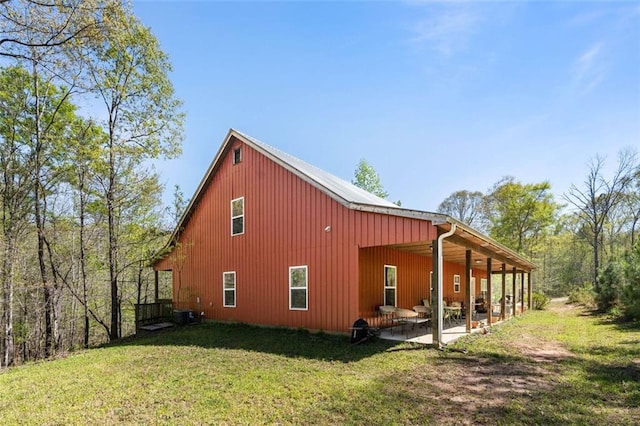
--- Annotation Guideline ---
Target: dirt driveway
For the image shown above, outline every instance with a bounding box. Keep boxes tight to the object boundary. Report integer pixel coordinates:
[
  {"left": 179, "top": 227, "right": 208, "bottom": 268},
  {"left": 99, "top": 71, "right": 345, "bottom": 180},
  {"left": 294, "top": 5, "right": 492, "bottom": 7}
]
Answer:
[{"left": 424, "top": 299, "right": 577, "bottom": 425}]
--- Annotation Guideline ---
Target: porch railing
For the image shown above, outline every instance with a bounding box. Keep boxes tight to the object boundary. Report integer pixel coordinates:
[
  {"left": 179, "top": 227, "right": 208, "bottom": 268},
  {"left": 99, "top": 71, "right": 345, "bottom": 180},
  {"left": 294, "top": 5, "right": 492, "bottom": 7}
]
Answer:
[
  {"left": 134, "top": 299, "right": 173, "bottom": 331},
  {"left": 357, "top": 309, "right": 390, "bottom": 329}
]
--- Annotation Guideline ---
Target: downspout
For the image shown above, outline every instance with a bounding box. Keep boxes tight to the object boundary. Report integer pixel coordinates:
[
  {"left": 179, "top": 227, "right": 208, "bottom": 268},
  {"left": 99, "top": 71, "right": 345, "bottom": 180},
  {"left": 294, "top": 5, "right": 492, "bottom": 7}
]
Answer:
[{"left": 437, "top": 223, "right": 457, "bottom": 348}]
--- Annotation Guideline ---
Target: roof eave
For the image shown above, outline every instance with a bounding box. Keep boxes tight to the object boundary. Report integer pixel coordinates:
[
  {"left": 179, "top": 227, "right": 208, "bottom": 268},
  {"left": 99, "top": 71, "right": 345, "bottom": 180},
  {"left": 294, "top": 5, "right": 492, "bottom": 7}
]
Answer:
[
  {"left": 151, "top": 128, "right": 238, "bottom": 265},
  {"left": 439, "top": 217, "right": 537, "bottom": 271},
  {"left": 348, "top": 203, "right": 449, "bottom": 225}
]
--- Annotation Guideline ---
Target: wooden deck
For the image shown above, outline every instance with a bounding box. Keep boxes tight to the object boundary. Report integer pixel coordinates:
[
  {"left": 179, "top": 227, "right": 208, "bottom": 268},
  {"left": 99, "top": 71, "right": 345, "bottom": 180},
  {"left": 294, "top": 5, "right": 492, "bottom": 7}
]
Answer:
[{"left": 135, "top": 300, "right": 174, "bottom": 333}]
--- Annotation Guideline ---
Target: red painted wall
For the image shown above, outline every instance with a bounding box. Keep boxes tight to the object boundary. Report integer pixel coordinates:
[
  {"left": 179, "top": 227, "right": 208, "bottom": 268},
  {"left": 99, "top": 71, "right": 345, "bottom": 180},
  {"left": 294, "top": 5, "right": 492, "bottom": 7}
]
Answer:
[
  {"left": 357, "top": 247, "right": 489, "bottom": 317},
  {"left": 158, "top": 138, "right": 360, "bottom": 331},
  {"left": 156, "top": 136, "right": 442, "bottom": 332},
  {"left": 358, "top": 247, "right": 431, "bottom": 318}
]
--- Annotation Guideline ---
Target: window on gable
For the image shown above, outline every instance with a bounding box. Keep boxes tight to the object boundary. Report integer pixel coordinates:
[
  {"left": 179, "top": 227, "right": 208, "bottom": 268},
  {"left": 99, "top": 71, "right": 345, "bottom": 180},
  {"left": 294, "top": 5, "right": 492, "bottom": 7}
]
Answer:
[
  {"left": 223, "top": 271, "right": 236, "bottom": 307},
  {"left": 384, "top": 265, "right": 397, "bottom": 306},
  {"left": 233, "top": 147, "right": 242, "bottom": 165},
  {"left": 231, "top": 197, "right": 244, "bottom": 235},
  {"left": 289, "top": 266, "right": 308, "bottom": 310}
]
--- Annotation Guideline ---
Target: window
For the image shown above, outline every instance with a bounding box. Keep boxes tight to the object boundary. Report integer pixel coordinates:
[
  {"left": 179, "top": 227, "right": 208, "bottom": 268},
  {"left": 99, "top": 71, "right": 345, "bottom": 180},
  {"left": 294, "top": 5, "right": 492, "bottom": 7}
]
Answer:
[
  {"left": 231, "top": 197, "right": 244, "bottom": 235},
  {"left": 453, "top": 274, "right": 461, "bottom": 293},
  {"left": 289, "top": 266, "right": 308, "bottom": 310},
  {"left": 384, "top": 265, "right": 397, "bottom": 306},
  {"left": 481, "top": 278, "right": 487, "bottom": 292},
  {"left": 233, "top": 147, "right": 242, "bottom": 164},
  {"left": 223, "top": 272, "right": 236, "bottom": 307}
]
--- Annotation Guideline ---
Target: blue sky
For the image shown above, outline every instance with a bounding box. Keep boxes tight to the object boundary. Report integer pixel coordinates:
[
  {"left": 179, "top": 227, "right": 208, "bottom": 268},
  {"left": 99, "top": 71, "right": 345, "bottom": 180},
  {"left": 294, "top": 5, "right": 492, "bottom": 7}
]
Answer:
[{"left": 134, "top": 1, "right": 640, "bottom": 212}]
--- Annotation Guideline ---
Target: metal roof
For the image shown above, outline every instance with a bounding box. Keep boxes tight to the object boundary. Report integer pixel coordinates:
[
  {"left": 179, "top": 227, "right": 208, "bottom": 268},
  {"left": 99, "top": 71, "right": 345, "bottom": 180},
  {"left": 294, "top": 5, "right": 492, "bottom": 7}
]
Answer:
[{"left": 236, "top": 130, "right": 399, "bottom": 208}]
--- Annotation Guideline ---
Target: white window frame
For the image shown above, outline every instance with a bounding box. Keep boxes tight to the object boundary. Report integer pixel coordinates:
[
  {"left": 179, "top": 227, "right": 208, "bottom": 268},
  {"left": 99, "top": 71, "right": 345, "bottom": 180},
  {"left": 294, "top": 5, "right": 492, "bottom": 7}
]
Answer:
[
  {"left": 384, "top": 265, "right": 397, "bottom": 306},
  {"left": 233, "top": 147, "right": 242, "bottom": 164},
  {"left": 481, "top": 278, "right": 488, "bottom": 292},
  {"left": 289, "top": 265, "right": 308, "bottom": 311},
  {"left": 453, "top": 274, "right": 461, "bottom": 293},
  {"left": 223, "top": 271, "right": 236, "bottom": 308},
  {"left": 231, "top": 197, "right": 244, "bottom": 236}
]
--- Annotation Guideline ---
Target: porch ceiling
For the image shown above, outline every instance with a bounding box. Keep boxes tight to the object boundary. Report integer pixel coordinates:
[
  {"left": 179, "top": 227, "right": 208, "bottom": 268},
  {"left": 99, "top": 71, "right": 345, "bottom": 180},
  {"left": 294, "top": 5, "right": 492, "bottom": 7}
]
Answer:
[{"left": 387, "top": 223, "right": 535, "bottom": 273}]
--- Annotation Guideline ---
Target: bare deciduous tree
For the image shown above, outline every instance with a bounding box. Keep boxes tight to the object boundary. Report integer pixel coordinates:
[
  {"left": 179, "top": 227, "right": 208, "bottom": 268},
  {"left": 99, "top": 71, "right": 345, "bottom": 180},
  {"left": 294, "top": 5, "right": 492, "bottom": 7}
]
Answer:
[
  {"left": 564, "top": 149, "right": 638, "bottom": 289},
  {"left": 437, "top": 190, "right": 487, "bottom": 229},
  {"left": 0, "top": 0, "right": 98, "bottom": 60}
]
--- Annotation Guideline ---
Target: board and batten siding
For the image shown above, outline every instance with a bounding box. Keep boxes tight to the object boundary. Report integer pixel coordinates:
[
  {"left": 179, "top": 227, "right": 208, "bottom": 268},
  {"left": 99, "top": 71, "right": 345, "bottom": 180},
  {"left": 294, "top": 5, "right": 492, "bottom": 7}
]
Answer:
[
  {"left": 357, "top": 248, "right": 491, "bottom": 317},
  {"left": 156, "top": 136, "right": 444, "bottom": 332},
  {"left": 358, "top": 247, "right": 432, "bottom": 318},
  {"left": 159, "top": 138, "right": 361, "bottom": 332}
]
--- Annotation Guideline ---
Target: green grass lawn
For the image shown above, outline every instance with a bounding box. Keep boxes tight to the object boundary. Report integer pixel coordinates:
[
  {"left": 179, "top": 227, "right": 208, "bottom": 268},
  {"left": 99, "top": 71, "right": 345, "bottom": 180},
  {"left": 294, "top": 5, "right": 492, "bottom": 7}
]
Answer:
[{"left": 1, "top": 301, "right": 639, "bottom": 425}]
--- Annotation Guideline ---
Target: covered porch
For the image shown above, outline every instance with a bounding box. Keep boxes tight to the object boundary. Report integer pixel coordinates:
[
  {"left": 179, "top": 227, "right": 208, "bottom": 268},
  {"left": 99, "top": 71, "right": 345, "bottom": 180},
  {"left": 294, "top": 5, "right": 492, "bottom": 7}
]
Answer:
[
  {"left": 357, "top": 217, "right": 536, "bottom": 348},
  {"left": 379, "top": 313, "right": 492, "bottom": 345}
]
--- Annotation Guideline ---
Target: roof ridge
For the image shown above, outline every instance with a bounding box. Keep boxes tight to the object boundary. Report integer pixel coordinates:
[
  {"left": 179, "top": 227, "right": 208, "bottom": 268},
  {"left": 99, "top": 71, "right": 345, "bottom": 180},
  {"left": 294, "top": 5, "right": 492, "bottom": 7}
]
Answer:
[{"left": 232, "top": 129, "right": 399, "bottom": 209}]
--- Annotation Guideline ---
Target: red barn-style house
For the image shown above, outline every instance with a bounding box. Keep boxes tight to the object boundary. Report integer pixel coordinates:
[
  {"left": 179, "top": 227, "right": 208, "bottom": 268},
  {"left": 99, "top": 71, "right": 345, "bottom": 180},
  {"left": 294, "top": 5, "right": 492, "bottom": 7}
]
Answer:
[{"left": 153, "top": 129, "right": 535, "bottom": 346}]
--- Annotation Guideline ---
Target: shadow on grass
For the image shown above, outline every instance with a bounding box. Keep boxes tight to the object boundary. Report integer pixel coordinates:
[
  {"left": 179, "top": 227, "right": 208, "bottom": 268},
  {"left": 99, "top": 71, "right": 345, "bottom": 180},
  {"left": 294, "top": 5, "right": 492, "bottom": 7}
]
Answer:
[
  {"left": 613, "top": 319, "right": 640, "bottom": 332},
  {"left": 583, "top": 310, "right": 640, "bottom": 331},
  {"left": 364, "top": 351, "right": 583, "bottom": 425},
  {"left": 576, "top": 343, "right": 640, "bottom": 358},
  {"left": 118, "top": 321, "right": 402, "bottom": 363},
  {"left": 375, "top": 344, "right": 640, "bottom": 424},
  {"left": 586, "top": 359, "right": 640, "bottom": 383}
]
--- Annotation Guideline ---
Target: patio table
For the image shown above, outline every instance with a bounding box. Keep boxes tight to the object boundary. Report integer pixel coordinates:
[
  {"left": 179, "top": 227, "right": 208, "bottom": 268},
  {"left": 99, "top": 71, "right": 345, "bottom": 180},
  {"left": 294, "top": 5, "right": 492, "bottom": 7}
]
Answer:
[{"left": 444, "top": 306, "right": 462, "bottom": 323}]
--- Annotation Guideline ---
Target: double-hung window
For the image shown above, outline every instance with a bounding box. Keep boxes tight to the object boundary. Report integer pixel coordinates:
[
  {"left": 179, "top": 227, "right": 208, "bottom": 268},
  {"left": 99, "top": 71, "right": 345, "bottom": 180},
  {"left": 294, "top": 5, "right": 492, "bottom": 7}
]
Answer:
[
  {"left": 453, "top": 274, "right": 461, "bottom": 293},
  {"left": 223, "top": 271, "right": 236, "bottom": 307},
  {"left": 384, "top": 265, "right": 397, "bottom": 306},
  {"left": 289, "top": 266, "right": 308, "bottom": 310},
  {"left": 231, "top": 197, "right": 244, "bottom": 236}
]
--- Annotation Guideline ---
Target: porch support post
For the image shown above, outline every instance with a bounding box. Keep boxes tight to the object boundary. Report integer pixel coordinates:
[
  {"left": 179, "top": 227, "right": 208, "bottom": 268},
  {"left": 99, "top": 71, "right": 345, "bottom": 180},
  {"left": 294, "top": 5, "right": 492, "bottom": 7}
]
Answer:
[
  {"left": 528, "top": 272, "right": 533, "bottom": 310},
  {"left": 486, "top": 258, "right": 493, "bottom": 326},
  {"left": 512, "top": 267, "right": 517, "bottom": 317},
  {"left": 465, "top": 249, "right": 472, "bottom": 333},
  {"left": 520, "top": 271, "right": 525, "bottom": 314},
  {"left": 501, "top": 264, "right": 506, "bottom": 320},
  {"left": 154, "top": 270, "right": 159, "bottom": 302},
  {"left": 431, "top": 233, "right": 441, "bottom": 347}
]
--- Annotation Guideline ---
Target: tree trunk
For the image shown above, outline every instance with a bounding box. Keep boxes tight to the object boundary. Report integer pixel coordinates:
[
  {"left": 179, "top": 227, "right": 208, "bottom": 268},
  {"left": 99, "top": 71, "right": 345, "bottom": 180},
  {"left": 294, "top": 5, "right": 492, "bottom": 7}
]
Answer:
[
  {"left": 21, "top": 289, "right": 28, "bottom": 363},
  {"left": 108, "top": 186, "right": 119, "bottom": 340},
  {"left": 108, "top": 123, "right": 119, "bottom": 341},
  {"left": 45, "top": 235, "right": 62, "bottom": 352},
  {"left": 2, "top": 239, "right": 15, "bottom": 367},
  {"left": 631, "top": 212, "right": 639, "bottom": 248},
  {"left": 79, "top": 168, "right": 90, "bottom": 349},
  {"left": 36, "top": 201, "right": 52, "bottom": 358},
  {"left": 31, "top": 62, "right": 55, "bottom": 359},
  {"left": 593, "top": 231, "right": 599, "bottom": 291}
]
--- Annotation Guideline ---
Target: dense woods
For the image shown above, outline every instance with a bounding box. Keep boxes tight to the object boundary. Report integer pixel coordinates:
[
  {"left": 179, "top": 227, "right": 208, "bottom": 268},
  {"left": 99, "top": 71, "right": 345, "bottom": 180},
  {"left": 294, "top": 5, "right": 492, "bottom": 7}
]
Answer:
[{"left": 0, "top": 0, "right": 183, "bottom": 367}]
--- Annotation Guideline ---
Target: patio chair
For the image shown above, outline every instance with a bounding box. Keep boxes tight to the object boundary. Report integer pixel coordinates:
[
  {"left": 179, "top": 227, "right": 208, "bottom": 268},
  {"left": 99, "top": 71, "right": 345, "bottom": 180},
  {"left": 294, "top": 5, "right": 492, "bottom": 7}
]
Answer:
[
  {"left": 412, "top": 305, "right": 431, "bottom": 331},
  {"left": 442, "top": 307, "right": 452, "bottom": 327},
  {"left": 449, "top": 301, "right": 462, "bottom": 322},
  {"left": 413, "top": 304, "right": 430, "bottom": 318},
  {"left": 378, "top": 305, "right": 397, "bottom": 328},
  {"left": 395, "top": 307, "right": 418, "bottom": 320},
  {"left": 393, "top": 307, "right": 418, "bottom": 337}
]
